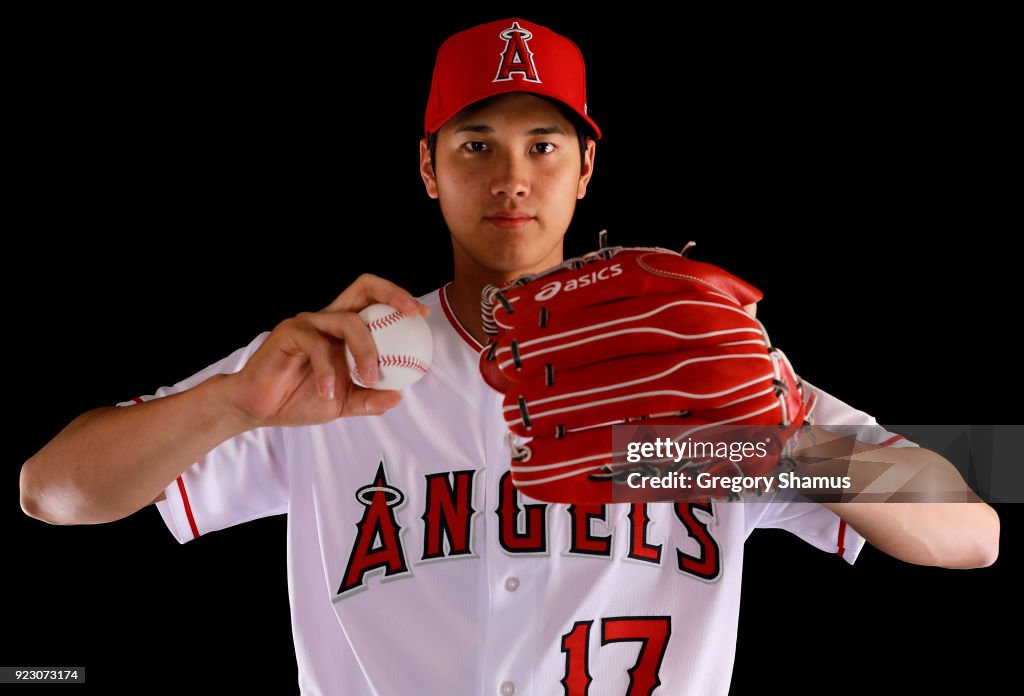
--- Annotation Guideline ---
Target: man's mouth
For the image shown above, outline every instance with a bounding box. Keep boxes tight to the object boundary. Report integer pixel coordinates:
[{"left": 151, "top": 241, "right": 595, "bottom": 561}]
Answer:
[{"left": 485, "top": 214, "right": 535, "bottom": 229}]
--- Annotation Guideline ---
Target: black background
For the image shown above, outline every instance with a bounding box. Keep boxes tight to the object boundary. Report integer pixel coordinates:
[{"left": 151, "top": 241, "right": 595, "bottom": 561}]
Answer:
[{"left": 6, "top": 8, "right": 1017, "bottom": 694}]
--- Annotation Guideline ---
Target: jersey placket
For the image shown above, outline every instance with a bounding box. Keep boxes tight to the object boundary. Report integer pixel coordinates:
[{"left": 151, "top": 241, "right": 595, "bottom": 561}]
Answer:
[{"left": 478, "top": 390, "right": 546, "bottom": 696}]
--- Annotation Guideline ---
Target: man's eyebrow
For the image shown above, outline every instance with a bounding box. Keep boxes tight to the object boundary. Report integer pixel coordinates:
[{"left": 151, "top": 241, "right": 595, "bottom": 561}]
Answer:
[
  {"left": 527, "top": 125, "right": 567, "bottom": 136},
  {"left": 452, "top": 124, "right": 568, "bottom": 136},
  {"left": 454, "top": 124, "right": 494, "bottom": 134}
]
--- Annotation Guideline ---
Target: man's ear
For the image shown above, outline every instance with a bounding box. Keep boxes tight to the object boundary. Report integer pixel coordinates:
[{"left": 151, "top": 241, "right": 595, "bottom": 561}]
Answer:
[
  {"left": 420, "top": 138, "right": 439, "bottom": 199},
  {"left": 577, "top": 139, "right": 596, "bottom": 200}
]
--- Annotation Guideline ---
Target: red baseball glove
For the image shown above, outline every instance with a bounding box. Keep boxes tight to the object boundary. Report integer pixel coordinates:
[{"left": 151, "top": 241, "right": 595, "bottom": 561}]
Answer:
[{"left": 479, "top": 241, "right": 815, "bottom": 504}]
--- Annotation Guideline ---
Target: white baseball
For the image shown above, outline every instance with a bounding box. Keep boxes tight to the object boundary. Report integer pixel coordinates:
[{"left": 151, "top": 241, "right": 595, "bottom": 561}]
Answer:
[{"left": 344, "top": 303, "right": 433, "bottom": 391}]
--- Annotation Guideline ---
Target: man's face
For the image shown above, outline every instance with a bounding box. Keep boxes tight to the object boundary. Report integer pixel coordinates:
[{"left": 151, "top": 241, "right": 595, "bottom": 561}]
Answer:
[{"left": 420, "top": 93, "right": 595, "bottom": 281}]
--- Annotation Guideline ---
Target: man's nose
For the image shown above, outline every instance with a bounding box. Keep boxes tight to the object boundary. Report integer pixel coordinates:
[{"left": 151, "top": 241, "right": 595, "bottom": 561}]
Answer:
[{"left": 490, "top": 151, "right": 530, "bottom": 199}]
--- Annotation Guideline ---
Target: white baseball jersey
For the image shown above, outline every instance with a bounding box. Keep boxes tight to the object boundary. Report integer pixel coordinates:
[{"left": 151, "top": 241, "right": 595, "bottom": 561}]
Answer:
[{"left": 123, "top": 285, "right": 914, "bottom": 695}]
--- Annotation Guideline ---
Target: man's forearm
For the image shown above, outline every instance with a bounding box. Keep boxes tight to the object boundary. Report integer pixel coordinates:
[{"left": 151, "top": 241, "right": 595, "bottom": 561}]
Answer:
[{"left": 824, "top": 499, "right": 999, "bottom": 568}]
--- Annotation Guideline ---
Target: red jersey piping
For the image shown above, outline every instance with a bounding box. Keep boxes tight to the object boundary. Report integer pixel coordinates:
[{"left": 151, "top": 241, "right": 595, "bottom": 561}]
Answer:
[
  {"left": 441, "top": 283, "right": 484, "bottom": 351},
  {"left": 176, "top": 476, "right": 201, "bottom": 540}
]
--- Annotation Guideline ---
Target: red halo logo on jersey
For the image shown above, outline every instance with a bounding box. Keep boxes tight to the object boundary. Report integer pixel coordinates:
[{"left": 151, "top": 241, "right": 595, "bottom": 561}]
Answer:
[{"left": 494, "top": 21, "right": 541, "bottom": 83}]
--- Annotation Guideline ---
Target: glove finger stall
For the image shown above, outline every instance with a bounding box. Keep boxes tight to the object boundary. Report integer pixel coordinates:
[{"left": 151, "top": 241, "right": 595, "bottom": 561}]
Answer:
[
  {"left": 503, "top": 347, "right": 782, "bottom": 436},
  {"left": 491, "top": 293, "right": 763, "bottom": 378}
]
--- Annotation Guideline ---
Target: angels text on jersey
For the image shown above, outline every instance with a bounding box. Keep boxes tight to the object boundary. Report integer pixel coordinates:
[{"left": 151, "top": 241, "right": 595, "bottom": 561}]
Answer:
[{"left": 335, "top": 460, "right": 722, "bottom": 602}]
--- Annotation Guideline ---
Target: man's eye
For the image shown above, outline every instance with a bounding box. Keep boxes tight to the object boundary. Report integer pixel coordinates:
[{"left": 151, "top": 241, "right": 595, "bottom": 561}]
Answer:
[
  {"left": 462, "top": 142, "right": 488, "bottom": 153},
  {"left": 531, "top": 142, "right": 556, "bottom": 154}
]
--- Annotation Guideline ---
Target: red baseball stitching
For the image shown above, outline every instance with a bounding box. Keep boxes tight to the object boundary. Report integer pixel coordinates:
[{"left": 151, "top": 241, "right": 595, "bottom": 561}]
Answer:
[
  {"left": 379, "top": 355, "right": 429, "bottom": 374},
  {"left": 366, "top": 310, "right": 405, "bottom": 332}
]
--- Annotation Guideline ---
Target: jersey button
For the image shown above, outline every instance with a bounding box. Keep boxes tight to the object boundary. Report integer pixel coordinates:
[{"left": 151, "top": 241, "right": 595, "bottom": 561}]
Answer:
[
  {"left": 504, "top": 577, "right": 520, "bottom": 592},
  {"left": 500, "top": 681, "right": 516, "bottom": 695}
]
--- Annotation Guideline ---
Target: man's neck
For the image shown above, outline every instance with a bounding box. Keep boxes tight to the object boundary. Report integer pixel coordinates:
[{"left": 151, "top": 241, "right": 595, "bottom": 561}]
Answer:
[
  {"left": 446, "top": 276, "right": 510, "bottom": 346},
  {"left": 446, "top": 262, "right": 561, "bottom": 345}
]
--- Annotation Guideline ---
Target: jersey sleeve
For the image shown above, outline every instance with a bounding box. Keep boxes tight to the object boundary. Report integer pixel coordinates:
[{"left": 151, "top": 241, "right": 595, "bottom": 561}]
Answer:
[
  {"left": 116, "top": 331, "right": 289, "bottom": 544},
  {"left": 803, "top": 379, "right": 919, "bottom": 451},
  {"left": 747, "top": 380, "right": 919, "bottom": 564}
]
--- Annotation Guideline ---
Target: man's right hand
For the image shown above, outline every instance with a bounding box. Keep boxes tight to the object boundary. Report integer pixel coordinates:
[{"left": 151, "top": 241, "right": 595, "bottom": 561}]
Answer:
[{"left": 227, "top": 274, "right": 430, "bottom": 428}]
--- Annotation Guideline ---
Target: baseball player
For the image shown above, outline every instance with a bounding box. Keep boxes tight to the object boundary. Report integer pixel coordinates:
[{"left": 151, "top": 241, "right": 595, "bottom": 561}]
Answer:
[{"left": 21, "top": 18, "right": 998, "bottom": 695}]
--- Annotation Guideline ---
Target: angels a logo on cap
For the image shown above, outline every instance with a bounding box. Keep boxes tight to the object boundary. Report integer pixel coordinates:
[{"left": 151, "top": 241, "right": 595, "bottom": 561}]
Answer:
[{"left": 494, "top": 21, "right": 540, "bottom": 83}]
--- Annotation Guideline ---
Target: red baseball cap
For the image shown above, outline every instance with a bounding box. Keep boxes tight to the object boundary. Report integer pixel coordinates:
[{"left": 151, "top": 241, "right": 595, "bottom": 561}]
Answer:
[{"left": 424, "top": 18, "right": 601, "bottom": 140}]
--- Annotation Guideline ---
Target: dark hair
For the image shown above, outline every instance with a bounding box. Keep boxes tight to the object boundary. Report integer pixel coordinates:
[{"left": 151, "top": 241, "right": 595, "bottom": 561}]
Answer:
[{"left": 426, "top": 94, "right": 592, "bottom": 175}]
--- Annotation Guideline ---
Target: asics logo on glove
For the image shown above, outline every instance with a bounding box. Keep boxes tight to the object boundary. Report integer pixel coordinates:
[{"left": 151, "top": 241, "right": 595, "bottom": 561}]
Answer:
[{"left": 534, "top": 263, "right": 623, "bottom": 301}]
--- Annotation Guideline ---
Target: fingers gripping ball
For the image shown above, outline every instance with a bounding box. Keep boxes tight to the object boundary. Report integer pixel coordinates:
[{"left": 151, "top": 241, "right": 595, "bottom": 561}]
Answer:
[
  {"left": 345, "top": 304, "right": 433, "bottom": 391},
  {"left": 478, "top": 243, "right": 815, "bottom": 505}
]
